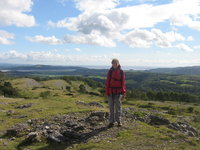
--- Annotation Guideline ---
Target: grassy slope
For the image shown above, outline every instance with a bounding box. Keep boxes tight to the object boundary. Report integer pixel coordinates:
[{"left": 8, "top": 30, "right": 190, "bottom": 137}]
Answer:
[{"left": 0, "top": 78, "right": 200, "bottom": 150}]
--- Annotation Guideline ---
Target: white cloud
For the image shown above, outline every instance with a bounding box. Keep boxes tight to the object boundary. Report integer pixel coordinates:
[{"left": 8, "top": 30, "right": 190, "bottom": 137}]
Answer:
[
  {"left": 51, "top": 0, "right": 200, "bottom": 29},
  {"left": 0, "top": 0, "right": 36, "bottom": 27},
  {"left": 112, "top": 53, "right": 121, "bottom": 57},
  {"left": 0, "top": 50, "right": 110, "bottom": 65},
  {"left": 27, "top": 35, "right": 62, "bottom": 45},
  {"left": 0, "top": 50, "right": 68, "bottom": 63},
  {"left": 75, "top": 0, "right": 119, "bottom": 13},
  {"left": 187, "top": 36, "right": 194, "bottom": 41},
  {"left": 176, "top": 43, "right": 193, "bottom": 52},
  {"left": 0, "top": 50, "right": 27, "bottom": 60},
  {"left": 121, "top": 29, "right": 155, "bottom": 48},
  {"left": 152, "top": 28, "right": 185, "bottom": 48},
  {"left": 48, "top": 11, "right": 128, "bottom": 37},
  {"left": 27, "top": 51, "right": 67, "bottom": 62},
  {"left": 193, "top": 45, "right": 200, "bottom": 49},
  {"left": 0, "top": 30, "right": 15, "bottom": 45},
  {"left": 63, "top": 32, "right": 116, "bottom": 47},
  {"left": 138, "top": 0, "right": 156, "bottom": 2},
  {"left": 1, "top": 49, "right": 200, "bottom": 67},
  {"left": 74, "top": 48, "right": 81, "bottom": 52},
  {"left": 57, "top": 0, "right": 69, "bottom": 7},
  {"left": 121, "top": 28, "right": 185, "bottom": 48},
  {"left": 171, "top": 14, "right": 200, "bottom": 31},
  {"left": 48, "top": 0, "right": 200, "bottom": 48},
  {"left": 119, "top": 0, "right": 200, "bottom": 29},
  {"left": 122, "top": 57, "right": 200, "bottom": 67}
]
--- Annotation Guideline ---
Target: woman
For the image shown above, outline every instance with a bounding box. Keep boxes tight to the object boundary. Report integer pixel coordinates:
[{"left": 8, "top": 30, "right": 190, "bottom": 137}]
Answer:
[{"left": 106, "top": 59, "right": 126, "bottom": 127}]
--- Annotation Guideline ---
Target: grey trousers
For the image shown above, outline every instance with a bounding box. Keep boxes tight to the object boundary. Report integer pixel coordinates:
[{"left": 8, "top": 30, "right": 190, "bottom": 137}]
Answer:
[{"left": 108, "top": 94, "right": 122, "bottom": 123}]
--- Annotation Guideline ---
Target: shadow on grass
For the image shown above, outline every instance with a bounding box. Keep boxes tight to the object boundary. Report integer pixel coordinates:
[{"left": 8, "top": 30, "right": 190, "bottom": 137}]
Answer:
[
  {"left": 16, "top": 126, "right": 109, "bottom": 150},
  {"left": 0, "top": 130, "right": 19, "bottom": 139}
]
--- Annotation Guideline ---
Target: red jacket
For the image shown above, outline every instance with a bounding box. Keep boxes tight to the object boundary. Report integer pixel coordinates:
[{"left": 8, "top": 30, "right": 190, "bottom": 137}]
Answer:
[{"left": 106, "top": 65, "right": 126, "bottom": 96}]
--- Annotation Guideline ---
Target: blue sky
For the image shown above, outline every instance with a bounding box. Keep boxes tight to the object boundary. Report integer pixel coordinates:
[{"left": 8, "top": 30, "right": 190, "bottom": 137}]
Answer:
[{"left": 1, "top": 0, "right": 200, "bottom": 67}]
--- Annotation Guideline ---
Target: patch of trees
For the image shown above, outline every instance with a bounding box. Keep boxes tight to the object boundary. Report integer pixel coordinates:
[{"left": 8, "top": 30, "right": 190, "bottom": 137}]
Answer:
[
  {"left": 61, "top": 76, "right": 103, "bottom": 88},
  {"left": 30, "top": 76, "right": 52, "bottom": 81},
  {"left": 79, "top": 84, "right": 87, "bottom": 93},
  {"left": 39, "top": 91, "right": 51, "bottom": 98},
  {"left": 78, "top": 84, "right": 100, "bottom": 96},
  {"left": 31, "top": 75, "right": 104, "bottom": 89},
  {"left": 126, "top": 89, "right": 199, "bottom": 103},
  {"left": 123, "top": 72, "right": 200, "bottom": 97},
  {"left": 0, "top": 81, "right": 19, "bottom": 97}
]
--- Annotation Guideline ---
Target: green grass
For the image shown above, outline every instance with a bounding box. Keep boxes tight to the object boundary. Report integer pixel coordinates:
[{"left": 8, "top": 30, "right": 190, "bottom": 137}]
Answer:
[
  {"left": 180, "top": 84, "right": 193, "bottom": 87},
  {"left": 72, "top": 121, "right": 200, "bottom": 150},
  {"left": 0, "top": 77, "right": 200, "bottom": 150},
  {"left": 160, "top": 80, "right": 176, "bottom": 84},
  {"left": 1, "top": 94, "right": 200, "bottom": 150},
  {"left": 88, "top": 75, "right": 106, "bottom": 80}
]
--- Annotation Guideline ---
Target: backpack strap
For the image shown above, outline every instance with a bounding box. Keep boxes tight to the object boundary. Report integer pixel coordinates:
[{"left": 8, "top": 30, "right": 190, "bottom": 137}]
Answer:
[
  {"left": 109, "top": 69, "right": 113, "bottom": 84},
  {"left": 120, "top": 69, "right": 123, "bottom": 86},
  {"left": 120, "top": 69, "right": 123, "bottom": 79}
]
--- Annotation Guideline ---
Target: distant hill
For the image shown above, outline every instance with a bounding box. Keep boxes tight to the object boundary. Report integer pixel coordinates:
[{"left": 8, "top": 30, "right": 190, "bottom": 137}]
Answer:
[
  {"left": 0, "top": 64, "right": 108, "bottom": 77},
  {"left": 3, "top": 64, "right": 200, "bottom": 76},
  {"left": 146, "top": 66, "right": 200, "bottom": 75},
  {"left": 2, "top": 64, "right": 200, "bottom": 102},
  {"left": 0, "top": 63, "right": 25, "bottom": 69}
]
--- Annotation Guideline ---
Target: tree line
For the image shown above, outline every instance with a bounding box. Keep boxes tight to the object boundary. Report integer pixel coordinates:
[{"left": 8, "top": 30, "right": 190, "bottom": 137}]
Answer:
[{"left": 126, "top": 89, "right": 199, "bottom": 103}]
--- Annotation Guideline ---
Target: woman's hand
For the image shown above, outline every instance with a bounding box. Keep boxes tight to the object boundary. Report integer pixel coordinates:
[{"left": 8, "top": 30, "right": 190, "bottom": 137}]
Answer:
[{"left": 120, "top": 94, "right": 126, "bottom": 101}]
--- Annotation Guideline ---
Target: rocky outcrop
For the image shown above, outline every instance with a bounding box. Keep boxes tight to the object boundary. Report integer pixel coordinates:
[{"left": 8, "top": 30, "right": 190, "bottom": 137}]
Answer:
[
  {"left": 6, "top": 123, "right": 29, "bottom": 137},
  {"left": 6, "top": 110, "right": 15, "bottom": 115},
  {"left": 15, "top": 103, "right": 32, "bottom": 109},
  {"left": 168, "top": 122, "right": 199, "bottom": 137},
  {"left": 149, "top": 115, "right": 170, "bottom": 125},
  {"left": 24, "top": 132, "right": 42, "bottom": 143},
  {"left": 123, "top": 107, "right": 199, "bottom": 137},
  {"left": 47, "top": 130, "right": 67, "bottom": 143},
  {"left": 85, "top": 111, "right": 109, "bottom": 126},
  {"left": 7, "top": 111, "right": 108, "bottom": 147},
  {"left": 88, "top": 102, "right": 104, "bottom": 108},
  {"left": 76, "top": 101, "right": 104, "bottom": 108},
  {"left": 3, "top": 108, "right": 199, "bottom": 148}
]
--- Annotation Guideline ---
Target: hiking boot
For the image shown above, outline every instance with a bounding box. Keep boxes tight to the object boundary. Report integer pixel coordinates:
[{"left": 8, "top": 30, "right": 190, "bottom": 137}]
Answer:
[
  {"left": 108, "top": 123, "right": 114, "bottom": 128},
  {"left": 117, "top": 122, "right": 122, "bottom": 127}
]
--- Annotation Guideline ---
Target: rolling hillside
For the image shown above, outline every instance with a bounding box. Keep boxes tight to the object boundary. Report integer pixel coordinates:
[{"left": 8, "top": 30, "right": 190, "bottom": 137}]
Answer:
[
  {"left": 146, "top": 66, "right": 200, "bottom": 75},
  {"left": 0, "top": 77, "right": 200, "bottom": 150},
  {"left": 2, "top": 64, "right": 200, "bottom": 102}
]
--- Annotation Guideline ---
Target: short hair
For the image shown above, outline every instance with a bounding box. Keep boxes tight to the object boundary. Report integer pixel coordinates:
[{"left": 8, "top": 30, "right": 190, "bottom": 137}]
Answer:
[{"left": 111, "top": 58, "right": 119, "bottom": 64}]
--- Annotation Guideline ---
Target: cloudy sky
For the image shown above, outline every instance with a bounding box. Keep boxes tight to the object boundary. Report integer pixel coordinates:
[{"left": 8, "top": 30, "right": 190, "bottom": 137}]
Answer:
[{"left": 1, "top": 0, "right": 200, "bottom": 67}]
